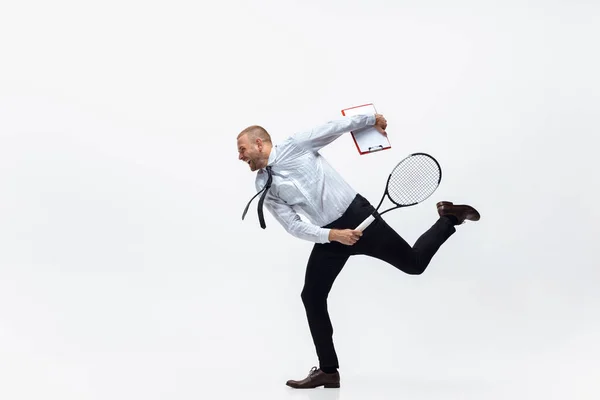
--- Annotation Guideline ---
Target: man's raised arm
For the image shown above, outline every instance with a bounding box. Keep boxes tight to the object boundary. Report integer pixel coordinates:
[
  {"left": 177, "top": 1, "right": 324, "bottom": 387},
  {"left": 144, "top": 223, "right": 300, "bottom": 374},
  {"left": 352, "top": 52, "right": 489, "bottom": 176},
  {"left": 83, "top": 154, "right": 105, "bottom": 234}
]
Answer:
[{"left": 292, "top": 113, "right": 387, "bottom": 153}]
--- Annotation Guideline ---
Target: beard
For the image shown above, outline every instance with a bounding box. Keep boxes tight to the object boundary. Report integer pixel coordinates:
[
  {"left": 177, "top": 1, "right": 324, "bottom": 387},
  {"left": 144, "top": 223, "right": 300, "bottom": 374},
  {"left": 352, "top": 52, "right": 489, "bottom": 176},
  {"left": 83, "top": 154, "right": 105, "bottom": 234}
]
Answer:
[{"left": 248, "top": 159, "right": 257, "bottom": 171}]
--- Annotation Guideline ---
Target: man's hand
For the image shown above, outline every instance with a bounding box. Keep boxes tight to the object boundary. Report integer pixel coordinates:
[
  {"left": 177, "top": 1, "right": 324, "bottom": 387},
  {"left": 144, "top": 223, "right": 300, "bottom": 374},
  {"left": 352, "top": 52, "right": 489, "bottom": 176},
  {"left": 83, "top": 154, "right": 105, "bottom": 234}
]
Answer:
[
  {"left": 374, "top": 113, "right": 387, "bottom": 134},
  {"left": 329, "top": 229, "right": 362, "bottom": 246}
]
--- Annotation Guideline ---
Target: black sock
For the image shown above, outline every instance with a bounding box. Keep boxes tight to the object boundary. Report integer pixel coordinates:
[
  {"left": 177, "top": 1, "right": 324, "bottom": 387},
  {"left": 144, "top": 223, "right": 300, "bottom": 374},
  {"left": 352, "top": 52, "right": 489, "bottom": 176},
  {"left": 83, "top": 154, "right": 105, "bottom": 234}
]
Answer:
[
  {"left": 444, "top": 215, "right": 459, "bottom": 225},
  {"left": 321, "top": 366, "right": 337, "bottom": 374}
]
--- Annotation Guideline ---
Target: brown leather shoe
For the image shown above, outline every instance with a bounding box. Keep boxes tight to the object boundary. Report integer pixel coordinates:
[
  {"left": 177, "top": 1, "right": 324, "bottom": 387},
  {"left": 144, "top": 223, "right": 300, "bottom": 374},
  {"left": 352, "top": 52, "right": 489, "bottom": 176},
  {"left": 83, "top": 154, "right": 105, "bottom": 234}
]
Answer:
[
  {"left": 286, "top": 366, "right": 340, "bottom": 389},
  {"left": 437, "top": 201, "right": 480, "bottom": 224}
]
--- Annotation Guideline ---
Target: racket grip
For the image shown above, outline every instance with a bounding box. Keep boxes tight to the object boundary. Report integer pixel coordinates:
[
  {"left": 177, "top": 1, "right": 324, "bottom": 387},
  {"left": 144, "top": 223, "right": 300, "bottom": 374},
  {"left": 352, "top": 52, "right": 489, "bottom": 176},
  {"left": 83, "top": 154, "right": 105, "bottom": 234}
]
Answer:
[{"left": 355, "top": 214, "right": 376, "bottom": 232}]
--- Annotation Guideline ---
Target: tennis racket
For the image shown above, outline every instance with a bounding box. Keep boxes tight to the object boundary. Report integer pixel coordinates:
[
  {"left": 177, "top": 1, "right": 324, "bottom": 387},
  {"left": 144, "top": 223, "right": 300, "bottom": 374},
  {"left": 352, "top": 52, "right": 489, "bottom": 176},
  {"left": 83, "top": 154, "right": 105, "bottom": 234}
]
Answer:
[{"left": 355, "top": 152, "right": 442, "bottom": 231}]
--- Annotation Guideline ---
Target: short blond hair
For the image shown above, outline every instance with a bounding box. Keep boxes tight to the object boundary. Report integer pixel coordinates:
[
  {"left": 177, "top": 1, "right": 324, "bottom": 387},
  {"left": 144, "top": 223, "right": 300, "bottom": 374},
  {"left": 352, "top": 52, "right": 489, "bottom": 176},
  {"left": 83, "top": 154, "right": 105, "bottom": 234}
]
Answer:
[{"left": 238, "top": 125, "right": 272, "bottom": 143}]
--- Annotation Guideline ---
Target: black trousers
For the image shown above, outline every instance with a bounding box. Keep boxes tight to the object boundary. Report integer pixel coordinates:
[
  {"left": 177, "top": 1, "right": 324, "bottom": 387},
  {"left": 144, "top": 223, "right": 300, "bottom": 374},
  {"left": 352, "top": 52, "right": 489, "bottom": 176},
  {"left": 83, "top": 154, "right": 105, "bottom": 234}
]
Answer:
[{"left": 301, "top": 193, "right": 456, "bottom": 369}]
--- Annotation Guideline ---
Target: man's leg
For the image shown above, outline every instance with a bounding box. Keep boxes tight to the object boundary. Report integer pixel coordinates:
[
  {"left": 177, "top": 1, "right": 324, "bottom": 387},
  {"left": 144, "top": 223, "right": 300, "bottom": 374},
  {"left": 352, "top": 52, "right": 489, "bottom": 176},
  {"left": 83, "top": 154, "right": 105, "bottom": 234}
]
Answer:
[
  {"left": 355, "top": 215, "right": 456, "bottom": 275},
  {"left": 286, "top": 243, "right": 348, "bottom": 389},
  {"left": 354, "top": 200, "right": 480, "bottom": 274},
  {"left": 300, "top": 242, "right": 350, "bottom": 370}
]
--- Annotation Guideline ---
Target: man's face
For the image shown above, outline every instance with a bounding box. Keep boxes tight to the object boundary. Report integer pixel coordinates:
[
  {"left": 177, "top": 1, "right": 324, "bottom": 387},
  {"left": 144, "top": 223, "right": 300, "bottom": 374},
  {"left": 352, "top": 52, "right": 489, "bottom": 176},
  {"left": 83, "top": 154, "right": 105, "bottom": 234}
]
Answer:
[{"left": 237, "top": 134, "right": 261, "bottom": 171}]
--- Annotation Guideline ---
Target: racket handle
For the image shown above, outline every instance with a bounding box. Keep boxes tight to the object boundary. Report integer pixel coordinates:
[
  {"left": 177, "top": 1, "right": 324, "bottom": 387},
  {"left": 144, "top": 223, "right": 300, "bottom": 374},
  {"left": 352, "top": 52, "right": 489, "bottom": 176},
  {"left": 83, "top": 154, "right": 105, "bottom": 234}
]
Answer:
[{"left": 355, "top": 214, "right": 376, "bottom": 232}]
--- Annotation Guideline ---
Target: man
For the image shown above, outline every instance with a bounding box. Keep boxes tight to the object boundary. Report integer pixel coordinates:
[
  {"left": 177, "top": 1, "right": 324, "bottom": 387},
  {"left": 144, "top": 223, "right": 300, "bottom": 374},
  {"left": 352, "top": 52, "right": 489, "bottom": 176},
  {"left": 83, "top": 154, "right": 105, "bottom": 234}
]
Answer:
[{"left": 237, "top": 113, "right": 480, "bottom": 389}]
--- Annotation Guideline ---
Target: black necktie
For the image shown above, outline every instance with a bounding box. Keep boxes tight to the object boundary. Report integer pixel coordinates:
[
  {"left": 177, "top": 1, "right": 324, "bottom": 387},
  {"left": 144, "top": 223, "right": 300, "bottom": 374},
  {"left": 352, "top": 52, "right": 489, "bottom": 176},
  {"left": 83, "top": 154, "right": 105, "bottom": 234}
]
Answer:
[{"left": 241, "top": 166, "right": 272, "bottom": 229}]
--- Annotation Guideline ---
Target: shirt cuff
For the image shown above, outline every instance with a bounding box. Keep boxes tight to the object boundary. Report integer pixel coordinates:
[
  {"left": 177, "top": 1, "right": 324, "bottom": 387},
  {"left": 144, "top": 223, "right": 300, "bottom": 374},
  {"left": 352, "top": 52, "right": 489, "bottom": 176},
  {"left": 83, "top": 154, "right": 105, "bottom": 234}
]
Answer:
[
  {"left": 319, "top": 228, "right": 331, "bottom": 244},
  {"left": 367, "top": 113, "right": 376, "bottom": 125}
]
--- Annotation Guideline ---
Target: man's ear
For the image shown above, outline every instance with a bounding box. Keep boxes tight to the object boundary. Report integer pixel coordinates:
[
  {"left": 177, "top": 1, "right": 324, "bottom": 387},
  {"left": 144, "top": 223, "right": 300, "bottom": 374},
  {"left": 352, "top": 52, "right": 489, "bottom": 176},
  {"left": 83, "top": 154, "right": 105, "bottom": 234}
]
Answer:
[{"left": 255, "top": 137, "right": 263, "bottom": 151}]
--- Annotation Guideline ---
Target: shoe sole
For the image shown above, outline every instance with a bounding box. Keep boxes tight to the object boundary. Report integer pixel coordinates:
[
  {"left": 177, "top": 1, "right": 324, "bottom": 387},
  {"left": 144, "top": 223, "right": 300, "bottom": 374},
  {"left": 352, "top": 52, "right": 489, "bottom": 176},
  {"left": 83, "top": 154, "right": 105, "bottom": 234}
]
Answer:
[
  {"left": 286, "top": 382, "right": 340, "bottom": 389},
  {"left": 436, "top": 201, "right": 453, "bottom": 208}
]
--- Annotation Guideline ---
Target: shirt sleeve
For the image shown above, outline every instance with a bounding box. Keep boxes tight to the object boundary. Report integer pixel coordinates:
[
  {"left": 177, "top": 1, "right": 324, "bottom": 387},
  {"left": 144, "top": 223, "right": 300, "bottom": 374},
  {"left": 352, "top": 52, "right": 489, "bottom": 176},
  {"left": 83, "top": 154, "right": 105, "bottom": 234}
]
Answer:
[
  {"left": 292, "top": 113, "right": 376, "bottom": 153},
  {"left": 264, "top": 195, "right": 331, "bottom": 244}
]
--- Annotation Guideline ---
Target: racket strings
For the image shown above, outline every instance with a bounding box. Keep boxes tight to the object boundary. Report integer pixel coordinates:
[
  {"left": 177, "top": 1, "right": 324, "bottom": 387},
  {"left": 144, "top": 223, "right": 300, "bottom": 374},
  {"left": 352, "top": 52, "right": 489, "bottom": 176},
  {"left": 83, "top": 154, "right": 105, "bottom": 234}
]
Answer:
[{"left": 388, "top": 154, "right": 441, "bottom": 205}]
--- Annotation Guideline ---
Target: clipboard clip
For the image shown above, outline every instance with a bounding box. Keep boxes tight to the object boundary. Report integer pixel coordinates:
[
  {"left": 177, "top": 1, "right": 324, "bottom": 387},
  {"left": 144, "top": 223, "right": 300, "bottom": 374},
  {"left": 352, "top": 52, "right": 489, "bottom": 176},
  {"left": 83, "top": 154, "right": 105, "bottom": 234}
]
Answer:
[{"left": 368, "top": 145, "right": 384, "bottom": 152}]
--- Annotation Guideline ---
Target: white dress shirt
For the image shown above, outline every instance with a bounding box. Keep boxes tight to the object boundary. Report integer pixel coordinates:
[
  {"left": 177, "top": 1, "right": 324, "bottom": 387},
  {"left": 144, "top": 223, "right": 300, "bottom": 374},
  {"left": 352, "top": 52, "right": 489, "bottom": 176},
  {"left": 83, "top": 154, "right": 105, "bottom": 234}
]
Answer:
[{"left": 254, "top": 113, "right": 376, "bottom": 243}]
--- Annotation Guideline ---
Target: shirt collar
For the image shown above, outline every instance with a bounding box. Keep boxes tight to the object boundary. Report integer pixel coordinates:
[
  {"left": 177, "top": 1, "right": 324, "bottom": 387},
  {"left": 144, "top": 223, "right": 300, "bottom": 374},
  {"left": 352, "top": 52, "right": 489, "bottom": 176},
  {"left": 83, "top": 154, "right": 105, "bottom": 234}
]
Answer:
[{"left": 264, "top": 144, "right": 277, "bottom": 170}]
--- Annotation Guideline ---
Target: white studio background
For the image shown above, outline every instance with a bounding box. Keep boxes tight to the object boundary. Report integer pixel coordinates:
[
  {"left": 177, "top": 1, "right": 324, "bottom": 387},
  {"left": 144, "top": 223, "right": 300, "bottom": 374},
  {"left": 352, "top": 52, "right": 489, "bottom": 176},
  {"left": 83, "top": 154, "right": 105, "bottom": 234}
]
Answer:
[{"left": 1, "top": 1, "right": 598, "bottom": 399}]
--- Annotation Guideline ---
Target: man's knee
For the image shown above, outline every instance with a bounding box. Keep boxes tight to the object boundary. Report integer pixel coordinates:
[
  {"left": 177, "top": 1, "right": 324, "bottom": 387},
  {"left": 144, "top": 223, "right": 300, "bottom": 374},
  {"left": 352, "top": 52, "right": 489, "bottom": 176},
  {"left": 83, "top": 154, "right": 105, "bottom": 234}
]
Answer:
[
  {"left": 390, "top": 256, "right": 426, "bottom": 275},
  {"left": 405, "top": 266, "right": 426, "bottom": 275},
  {"left": 301, "top": 287, "right": 326, "bottom": 309},
  {"left": 301, "top": 287, "right": 315, "bottom": 304}
]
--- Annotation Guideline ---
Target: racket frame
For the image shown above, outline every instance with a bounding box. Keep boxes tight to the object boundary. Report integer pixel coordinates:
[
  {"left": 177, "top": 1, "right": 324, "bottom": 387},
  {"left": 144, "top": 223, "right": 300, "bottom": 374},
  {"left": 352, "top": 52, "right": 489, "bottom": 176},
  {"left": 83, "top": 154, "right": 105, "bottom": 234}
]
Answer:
[{"left": 355, "top": 152, "right": 442, "bottom": 231}]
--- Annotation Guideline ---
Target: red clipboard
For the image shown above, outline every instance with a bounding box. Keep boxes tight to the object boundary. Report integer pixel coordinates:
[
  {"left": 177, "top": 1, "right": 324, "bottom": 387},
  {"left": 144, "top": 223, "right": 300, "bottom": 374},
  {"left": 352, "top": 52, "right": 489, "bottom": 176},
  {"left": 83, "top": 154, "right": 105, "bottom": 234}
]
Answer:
[{"left": 341, "top": 103, "right": 391, "bottom": 155}]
